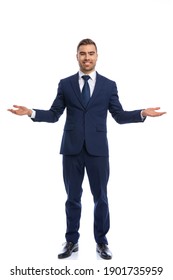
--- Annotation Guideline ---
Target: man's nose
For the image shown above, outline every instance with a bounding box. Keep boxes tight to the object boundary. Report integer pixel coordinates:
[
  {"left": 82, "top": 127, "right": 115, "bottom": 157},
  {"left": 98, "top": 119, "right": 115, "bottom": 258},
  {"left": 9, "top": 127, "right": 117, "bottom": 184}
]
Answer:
[{"left": 85, "top": 54, "right": 90, "bottom": 59}]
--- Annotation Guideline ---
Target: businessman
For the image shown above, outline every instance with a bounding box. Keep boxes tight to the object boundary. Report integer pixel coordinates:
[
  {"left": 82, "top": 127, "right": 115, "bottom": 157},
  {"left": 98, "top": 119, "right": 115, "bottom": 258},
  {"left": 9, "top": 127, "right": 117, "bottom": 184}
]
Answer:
[{"left": 8, "top": 38, "right": 166, "bottom": 260}]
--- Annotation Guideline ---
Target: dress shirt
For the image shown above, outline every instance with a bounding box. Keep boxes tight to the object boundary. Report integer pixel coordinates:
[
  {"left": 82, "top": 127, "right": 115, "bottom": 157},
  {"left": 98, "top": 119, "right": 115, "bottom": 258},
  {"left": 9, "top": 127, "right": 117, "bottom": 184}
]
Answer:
[{"left": 79, "top": 70, "right": 96, "bottom": 96}]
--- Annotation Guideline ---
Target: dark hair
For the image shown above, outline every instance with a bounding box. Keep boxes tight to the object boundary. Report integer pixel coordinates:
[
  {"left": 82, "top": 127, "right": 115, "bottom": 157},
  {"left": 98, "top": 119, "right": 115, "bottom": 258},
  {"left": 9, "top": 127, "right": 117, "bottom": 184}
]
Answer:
[{"left": 77, "top": 38, "right": 97, "bottom": 52}]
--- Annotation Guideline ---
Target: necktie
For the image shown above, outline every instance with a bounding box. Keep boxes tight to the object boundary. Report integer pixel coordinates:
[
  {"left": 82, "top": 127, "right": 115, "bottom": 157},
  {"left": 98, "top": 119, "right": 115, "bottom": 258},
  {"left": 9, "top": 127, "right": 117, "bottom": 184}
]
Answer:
[{"left": 82, "top": 75, "right": 90, "bottom": 106}]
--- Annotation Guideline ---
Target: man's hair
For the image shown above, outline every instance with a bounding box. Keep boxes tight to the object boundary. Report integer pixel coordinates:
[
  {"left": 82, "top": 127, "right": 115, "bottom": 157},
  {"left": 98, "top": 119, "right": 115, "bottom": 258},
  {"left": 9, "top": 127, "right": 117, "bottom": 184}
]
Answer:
[{"left": 77, "top": 38, "right": 97, "bottom": 52}]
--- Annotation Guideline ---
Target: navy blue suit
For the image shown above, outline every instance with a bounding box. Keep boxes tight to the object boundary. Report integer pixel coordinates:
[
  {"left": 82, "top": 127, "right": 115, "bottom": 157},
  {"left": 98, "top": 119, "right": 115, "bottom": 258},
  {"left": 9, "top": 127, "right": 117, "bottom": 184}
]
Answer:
[{"left": 32, "top": 72, "right": 144, "bottom": 244}]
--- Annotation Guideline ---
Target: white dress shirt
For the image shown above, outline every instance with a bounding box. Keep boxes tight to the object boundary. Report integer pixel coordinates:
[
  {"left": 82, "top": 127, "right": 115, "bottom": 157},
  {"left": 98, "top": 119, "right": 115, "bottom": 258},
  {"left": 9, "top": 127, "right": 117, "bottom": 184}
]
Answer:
[{"left": 79, "top": 70, "right": 96, "bottom": 96}]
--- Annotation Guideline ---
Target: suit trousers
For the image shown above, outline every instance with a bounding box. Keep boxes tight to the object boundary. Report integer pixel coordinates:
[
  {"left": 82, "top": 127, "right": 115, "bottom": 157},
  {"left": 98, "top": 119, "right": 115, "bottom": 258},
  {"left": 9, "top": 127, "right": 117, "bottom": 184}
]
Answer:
[{"left": 62, "top": 145, "right": 110, "bottom": 244}]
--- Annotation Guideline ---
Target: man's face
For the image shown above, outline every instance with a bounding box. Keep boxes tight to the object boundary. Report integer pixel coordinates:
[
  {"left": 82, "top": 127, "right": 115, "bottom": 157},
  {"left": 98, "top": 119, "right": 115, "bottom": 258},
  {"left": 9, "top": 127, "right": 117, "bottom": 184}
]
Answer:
[{"left": 76, "top": 44, "right": 98, "bottom": 74}]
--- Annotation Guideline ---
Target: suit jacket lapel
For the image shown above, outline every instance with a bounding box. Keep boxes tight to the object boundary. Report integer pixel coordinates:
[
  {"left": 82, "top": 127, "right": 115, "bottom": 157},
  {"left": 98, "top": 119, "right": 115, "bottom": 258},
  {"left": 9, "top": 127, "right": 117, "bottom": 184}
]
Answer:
[
  {"left": 70, "top": 72, "right": 104, "bottom": 109},
  {"left": 87, "top": 72, "right": 104, "bottom": 108},
  {"left": 70, "top": 73, "right": 84, "bottom": 107}
]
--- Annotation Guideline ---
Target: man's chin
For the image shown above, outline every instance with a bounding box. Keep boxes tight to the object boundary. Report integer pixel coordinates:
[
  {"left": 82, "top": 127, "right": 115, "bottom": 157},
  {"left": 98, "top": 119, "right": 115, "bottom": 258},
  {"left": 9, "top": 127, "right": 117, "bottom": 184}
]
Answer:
[{"left": 81, "top": 67, "right": 94, "bottom": 74}]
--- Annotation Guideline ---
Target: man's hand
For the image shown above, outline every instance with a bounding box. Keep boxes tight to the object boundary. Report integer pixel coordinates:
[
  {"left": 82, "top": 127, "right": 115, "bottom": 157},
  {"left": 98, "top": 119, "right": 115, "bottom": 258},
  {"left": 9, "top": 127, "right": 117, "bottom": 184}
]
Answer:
[
  {"left": 7, "top": 105, "right": 32, "bottom": 116},
  {"left": 141, "top": 107, "right": 166, "bottom": 117}
]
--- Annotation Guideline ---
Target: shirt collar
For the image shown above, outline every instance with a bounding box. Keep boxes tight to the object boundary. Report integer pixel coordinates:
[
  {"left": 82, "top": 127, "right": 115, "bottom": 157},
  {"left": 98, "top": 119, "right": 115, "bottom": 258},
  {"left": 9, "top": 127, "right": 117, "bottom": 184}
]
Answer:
[{"left": 79, "top": 70, "right": 96, "bottom": 81}]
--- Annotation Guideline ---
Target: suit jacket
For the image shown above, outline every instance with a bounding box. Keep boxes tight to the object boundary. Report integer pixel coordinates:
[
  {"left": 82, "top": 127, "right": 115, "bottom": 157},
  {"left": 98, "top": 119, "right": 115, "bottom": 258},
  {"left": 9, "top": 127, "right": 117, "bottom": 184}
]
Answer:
[{"left": 32, "top": 72, "right": 145, "bottom": 156}]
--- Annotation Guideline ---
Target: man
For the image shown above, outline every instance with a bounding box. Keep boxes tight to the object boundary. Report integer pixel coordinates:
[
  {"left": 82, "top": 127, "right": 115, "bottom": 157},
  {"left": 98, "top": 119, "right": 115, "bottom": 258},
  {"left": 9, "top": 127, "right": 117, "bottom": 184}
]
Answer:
[{"left": 8, "top": 38, "right": 166, "bottom": 260}]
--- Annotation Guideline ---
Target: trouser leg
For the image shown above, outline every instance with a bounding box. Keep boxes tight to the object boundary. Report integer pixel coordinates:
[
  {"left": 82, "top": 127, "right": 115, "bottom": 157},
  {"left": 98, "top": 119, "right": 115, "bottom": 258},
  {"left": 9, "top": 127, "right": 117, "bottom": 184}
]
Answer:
[
  {"left": 85, "top": 151, "right": 110, "bottom": 244},
  {"left": 62, "top": 151, "right": 85, "bottom": 243}
]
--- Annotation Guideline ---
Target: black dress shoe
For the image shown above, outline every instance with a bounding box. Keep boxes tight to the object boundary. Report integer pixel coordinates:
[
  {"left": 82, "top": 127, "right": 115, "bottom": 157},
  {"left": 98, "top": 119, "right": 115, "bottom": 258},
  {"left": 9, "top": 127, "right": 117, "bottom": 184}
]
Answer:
[
  {"left": 96, "top": 243, "right": 112, "bottom": 260},
  {"left": 58, "top": 242, "right": 78, "bottom": 259}
]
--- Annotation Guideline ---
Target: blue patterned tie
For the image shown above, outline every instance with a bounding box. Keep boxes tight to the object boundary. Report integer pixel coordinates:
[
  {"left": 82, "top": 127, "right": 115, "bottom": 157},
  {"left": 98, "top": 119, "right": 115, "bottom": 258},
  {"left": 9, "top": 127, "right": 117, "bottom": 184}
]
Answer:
[{"left": 82, "top": 75, "right": 90, "bottom": 106}]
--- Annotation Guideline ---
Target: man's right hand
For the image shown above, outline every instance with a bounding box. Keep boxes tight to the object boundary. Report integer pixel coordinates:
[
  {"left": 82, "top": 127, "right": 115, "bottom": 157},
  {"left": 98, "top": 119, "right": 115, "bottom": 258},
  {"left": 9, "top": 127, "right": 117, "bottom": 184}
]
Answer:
[{"left": 7, "top": 105, "right": 32, "bottom": 116}]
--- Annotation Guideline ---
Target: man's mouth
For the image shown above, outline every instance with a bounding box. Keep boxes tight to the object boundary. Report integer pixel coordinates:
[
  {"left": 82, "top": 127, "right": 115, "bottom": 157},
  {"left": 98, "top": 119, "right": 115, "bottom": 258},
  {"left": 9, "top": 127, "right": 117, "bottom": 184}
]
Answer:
[{"left": 83, "top": 62, "right": 91, "bottom": 66}]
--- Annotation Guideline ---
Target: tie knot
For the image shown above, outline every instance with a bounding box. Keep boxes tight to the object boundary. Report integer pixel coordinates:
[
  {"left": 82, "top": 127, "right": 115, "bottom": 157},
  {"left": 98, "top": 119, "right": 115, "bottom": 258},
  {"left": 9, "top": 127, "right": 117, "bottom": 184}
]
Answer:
[{"left": 82, "top": 75, "right": 90, "bottom": 82}]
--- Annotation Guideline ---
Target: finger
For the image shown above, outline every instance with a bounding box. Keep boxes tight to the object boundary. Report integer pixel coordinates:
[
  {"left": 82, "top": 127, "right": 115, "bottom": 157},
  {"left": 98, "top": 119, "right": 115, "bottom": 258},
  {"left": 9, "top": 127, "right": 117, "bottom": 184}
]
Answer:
[
  {"left": 154, "top": 112, "right": 166, "bottom": 117},
  {"left": 7, "top": 109, "right": 17, "bottom": 114},
  {"left": 153, "top": 107, "right": 161, "bottom": 111},
  {"left": 159, "top": 112, "right": 166, "bottom": 115},
  {"left": 13, "top": 105, "right": 21, "bottom": 108}
]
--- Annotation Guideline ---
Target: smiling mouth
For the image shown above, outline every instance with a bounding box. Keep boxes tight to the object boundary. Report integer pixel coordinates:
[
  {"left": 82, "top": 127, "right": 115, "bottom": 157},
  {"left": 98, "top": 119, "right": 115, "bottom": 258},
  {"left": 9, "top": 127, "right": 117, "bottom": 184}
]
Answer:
[{"left": 83, "top": 62, "right": 91, "bottom": 66}]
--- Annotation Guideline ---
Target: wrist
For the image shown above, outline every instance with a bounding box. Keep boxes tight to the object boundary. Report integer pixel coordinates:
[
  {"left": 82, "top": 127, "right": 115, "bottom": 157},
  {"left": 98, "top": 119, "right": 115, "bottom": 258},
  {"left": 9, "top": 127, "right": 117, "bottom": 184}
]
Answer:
[
  {"left": 27, "top": 109, "right": 32, "bottom": 117},
  {"left": 141, "top": 109, "right": 146, "bottom": 117}
]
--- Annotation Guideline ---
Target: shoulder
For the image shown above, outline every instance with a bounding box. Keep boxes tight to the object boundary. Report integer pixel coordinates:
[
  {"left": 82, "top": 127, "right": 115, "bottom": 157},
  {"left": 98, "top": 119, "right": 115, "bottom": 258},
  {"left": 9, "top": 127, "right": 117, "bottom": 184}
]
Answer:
[
  {"left": 96, "top": 72, "right": 116, "bottom": 84},
  {"left": 96, "top": 72, "right": 117, "bottom": 91},
  {"left": 60, "top": 73, "right": 78, "bottom": 83}
]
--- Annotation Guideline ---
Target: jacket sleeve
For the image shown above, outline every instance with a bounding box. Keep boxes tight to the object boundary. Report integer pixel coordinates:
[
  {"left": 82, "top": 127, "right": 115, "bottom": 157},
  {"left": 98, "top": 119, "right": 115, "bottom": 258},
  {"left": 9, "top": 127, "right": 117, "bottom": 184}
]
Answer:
[
  {"left": 32, "top": 81, "right": 66, "bottom": 123},
  {"left": 108, "top": 82, "right": 145, "bottom": 124}
]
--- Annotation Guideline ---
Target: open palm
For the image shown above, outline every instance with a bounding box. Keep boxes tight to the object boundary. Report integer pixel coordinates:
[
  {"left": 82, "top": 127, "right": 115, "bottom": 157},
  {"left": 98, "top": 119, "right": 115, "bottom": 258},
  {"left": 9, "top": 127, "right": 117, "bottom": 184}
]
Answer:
[{"left": 8, "top": 105, "right": 32, "bottom": 116}]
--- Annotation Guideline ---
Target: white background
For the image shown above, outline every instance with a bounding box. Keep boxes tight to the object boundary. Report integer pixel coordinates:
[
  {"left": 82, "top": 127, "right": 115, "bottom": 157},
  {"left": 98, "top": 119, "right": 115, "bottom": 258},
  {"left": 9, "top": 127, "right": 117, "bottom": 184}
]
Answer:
[{"left": 0, "top": 0, "right": 173, "bottom": 279}]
